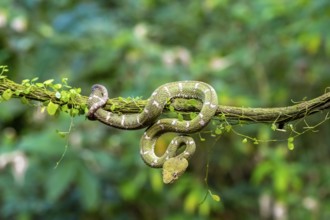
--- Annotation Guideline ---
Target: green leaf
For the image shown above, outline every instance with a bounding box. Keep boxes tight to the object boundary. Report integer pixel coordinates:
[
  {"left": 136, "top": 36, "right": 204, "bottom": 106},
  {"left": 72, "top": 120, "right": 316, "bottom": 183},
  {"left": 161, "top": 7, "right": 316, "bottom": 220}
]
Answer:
[
  {"left": 60, "top": 91, "right": 70, "bottom": 102},
  {"left": 2, "top": 89, "right": 13, "bottom": 100},
  {"left": 199, "top": 133, "right": 206, "bottom": 141},
  {"left": 225, "top": 125, "right": 232, "bottom": 132},
  {"left": 215, "top": 127, "right": 222, "bottom": 135},
  {"left": 61, "top": 104, "right": 69, "bottom": 112},
  {"left": 53, "top": 83, "right": 62, "bottom": 90},
  {"left": 62, "top": 77, "right": 68, "bottom": 84},
  {"left": 21, "top": 79, "right": 30, "bottom": 85},
  {"left": 271, "top": 123, "right": 277, "bottom": 131},
  {"left": 31, "top": 77, "right": 39, "bottom": 82},
  {"left": 43, "top": 79, "right": 54, "bottom": 85},
  {"left": 208, "top": 190, "right": 221, "bottom": 202},
  {"left": 20, "top": 96, "right": 29, "bottom": 104},
  {"left": 15, "top": 89, "right": 22, "bottom": 96},
  {"left": 23, "top": 87, "right": 31, "bottom": 94},
  {"left": 219, "top": 114, "right": 226, "bottom": 120},
  {"left": 242, "top": 138, "right": 248, "bottom": 143},
  {"left": 253, "top": 138, "right": 259, "bottom": 145},
  {"left": 47, "top": 101, "right": 59, "bottom": 115},
  {"left": 56, "top": 129, "right": 68, "bottom": 138},
  {"left": 36, "top": 82, "right": 44, "bottom": 87},
  {"left": 110, "top": 104, "right": 116, "bottom": 111},
  {"left": 288, "top": 137, "right": 295, "bottom": 150},
  {"left": 70, "top": 108, "right": 79, "bottom": 116}
]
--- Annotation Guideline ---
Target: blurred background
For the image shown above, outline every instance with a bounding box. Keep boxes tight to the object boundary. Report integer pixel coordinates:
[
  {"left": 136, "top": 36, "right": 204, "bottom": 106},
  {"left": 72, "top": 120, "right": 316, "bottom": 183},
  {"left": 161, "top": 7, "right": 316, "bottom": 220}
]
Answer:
[{"left": 0, "top": 0, "right": 330, "bottom": 219}]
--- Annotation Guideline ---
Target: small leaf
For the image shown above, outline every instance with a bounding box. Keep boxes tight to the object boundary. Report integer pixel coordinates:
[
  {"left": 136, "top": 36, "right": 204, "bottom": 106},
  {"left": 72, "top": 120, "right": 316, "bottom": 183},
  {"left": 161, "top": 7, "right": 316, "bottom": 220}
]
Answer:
[
  {"left": 23, "top": 87, "right": 31, "bottom": 94},
  {"left": 225, "top": 125, "right": 232, "bottom": 132},
  {"left": 47, "top": 101, "right": 59, "bottom": 115},
  {"left": 15, "top": 89, "right": 22, "bottom": 96},
  {"left": 220, "top": 114, "right": 226, "bottom": 120},
  {"left": 21, "top": 96, "right": 29, "bottom": 104},
  {"left": 110, "top": 104, "right": 116, "bottom": 111},
  {"left": 169, "top": 105, "right": 175, "bottom": 112},
  {"left": 253, "top": 138, "right": 259, "bottom": 145},
  {"left": 36, "top": 82, "right": 44, "bottom": 87},
  {"left": 21, "top": 79, "right": 30, "bottom": 85},
  {"left": 288, "top": 143, "right": 294, "bottom": 150},
  {"left": 2, "top": 89, "right": 13, "bottom": 100},
  {"left": 62, "top": 77, "right": 68, "bottom": 84},
  {"left": 215, "top": 127, "right": 222, "bottom": 135},
  {"left": 70, "top": 108, "right": 79, "bottom": 116},
  {"left": 61, "top": 104, "right": 69, "bottom": 112},
  {"left": 31, "top": 77, "right": 39, "bottom": 82},
  {"left": 287, "top": 137, "right": 295, "bottom": 150},
  {"left": 62, "top": 77, "right": 71, "bottom": 88},
  {"left": 53, "top": 84, "right": 62, "bottom": 90},
  {"left": 60, "top": 91, "right": 69, "bottom": 102},
  {"left": 242, "top": 138, "right": 248, "bottom": 143},
  {"left": 271, "top": 123, "right": 277, "bottom": 131},
  {"left": 43, "top": 79, "right": 54, "bottom": 85},
  {"left": 56, "top": 130, "right": 68, "bottom": 138},
  {"left": 208, "top": 190, "right": 221, "bottom": 202}
]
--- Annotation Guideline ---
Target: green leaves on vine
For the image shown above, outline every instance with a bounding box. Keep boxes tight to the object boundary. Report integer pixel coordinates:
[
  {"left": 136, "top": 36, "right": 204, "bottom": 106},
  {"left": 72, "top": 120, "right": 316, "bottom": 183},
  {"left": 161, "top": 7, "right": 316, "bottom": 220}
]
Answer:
[
  {"left": 0, "top": 65, "right": 9, "bottom": 76},
  {"left": 47, "top": 101, "right": 59, "bottom": 116},
  {"left": 0, "top": 71, "right": 84, "bottom": 117},
  {"left": 2, "top": 89, "right": 13, "bottom": 100}
]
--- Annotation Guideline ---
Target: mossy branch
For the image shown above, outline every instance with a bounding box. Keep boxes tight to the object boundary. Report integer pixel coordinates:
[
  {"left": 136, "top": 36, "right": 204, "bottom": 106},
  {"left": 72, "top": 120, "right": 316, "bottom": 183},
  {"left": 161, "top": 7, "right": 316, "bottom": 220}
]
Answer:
[{"left": 0, "top": 76, "right": 329, "bottom": 125}]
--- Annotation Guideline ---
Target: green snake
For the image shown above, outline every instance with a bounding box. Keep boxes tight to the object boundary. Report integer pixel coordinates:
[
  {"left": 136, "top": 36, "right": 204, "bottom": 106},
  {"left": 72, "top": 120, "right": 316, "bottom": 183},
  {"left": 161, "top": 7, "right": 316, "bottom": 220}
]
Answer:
[{"left": 87, "top": 81, "right": 218, "bottom": 183}]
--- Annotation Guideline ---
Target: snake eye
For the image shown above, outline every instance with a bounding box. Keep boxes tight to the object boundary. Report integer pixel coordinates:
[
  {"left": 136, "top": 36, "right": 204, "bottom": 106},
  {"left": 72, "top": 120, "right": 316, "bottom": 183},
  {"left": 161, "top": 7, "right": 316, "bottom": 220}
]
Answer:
[{"left": 172, "top": 172, "right": 178, "bottom": 179}]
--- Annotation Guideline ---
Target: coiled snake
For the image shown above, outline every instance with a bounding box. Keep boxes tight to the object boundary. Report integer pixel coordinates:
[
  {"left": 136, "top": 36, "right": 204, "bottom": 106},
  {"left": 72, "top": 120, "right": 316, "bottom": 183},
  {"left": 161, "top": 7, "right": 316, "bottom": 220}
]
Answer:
[{"left": 87, "top": 81, "right": 218, "bottom": 183}]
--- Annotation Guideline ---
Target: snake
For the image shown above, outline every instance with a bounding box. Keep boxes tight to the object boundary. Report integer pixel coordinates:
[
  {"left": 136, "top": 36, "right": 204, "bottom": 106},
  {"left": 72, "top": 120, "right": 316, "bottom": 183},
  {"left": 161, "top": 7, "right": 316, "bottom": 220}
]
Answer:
[{"left": 87, "top": 81, "right": 218, "bottom": 183}]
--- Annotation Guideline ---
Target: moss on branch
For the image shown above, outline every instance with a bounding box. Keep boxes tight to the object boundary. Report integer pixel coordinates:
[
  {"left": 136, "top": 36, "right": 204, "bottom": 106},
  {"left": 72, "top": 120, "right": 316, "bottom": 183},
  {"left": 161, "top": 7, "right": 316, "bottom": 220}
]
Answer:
[{"left": 0, "top": 76, "right": 329, "bottom": 125}]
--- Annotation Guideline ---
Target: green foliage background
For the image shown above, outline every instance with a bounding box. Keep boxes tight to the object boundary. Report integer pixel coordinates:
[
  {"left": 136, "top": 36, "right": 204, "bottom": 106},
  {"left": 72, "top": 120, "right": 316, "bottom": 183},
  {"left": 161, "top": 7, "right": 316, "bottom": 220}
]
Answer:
[{"left": 0, "top": 0, "right": 330, "bottom": 219}]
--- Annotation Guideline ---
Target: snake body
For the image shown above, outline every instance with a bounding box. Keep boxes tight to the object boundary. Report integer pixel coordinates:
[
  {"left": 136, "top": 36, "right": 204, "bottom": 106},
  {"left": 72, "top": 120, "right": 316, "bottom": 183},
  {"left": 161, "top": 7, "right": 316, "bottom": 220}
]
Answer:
[{"left": 87, "top": 81, "right": 218, "bottom": 183}]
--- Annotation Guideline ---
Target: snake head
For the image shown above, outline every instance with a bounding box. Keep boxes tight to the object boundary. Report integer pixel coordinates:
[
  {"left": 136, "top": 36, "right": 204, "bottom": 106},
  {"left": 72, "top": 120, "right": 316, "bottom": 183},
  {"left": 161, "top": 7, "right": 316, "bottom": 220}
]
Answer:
[{"left": 162, "top": 157, "right": 189, "bottom": 184}]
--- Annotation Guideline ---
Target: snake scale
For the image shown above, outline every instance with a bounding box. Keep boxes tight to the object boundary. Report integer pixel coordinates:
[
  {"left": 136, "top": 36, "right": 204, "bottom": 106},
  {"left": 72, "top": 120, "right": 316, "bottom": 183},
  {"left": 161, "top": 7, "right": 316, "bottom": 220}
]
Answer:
[{"left": 87, "top": 81, "right": 218, "bottom": 183}]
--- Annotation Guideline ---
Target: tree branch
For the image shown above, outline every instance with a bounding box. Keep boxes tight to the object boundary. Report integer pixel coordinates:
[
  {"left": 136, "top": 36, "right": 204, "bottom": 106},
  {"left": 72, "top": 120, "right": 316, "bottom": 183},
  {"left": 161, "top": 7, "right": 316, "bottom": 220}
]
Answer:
[{"left": 0, "top": 77, "right": 329, "bottom": 124}]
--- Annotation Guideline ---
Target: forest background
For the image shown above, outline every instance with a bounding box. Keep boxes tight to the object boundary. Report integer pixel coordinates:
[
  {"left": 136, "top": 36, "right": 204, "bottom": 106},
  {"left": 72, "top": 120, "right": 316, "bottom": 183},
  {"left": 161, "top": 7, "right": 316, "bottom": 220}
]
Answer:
[{"left": 0, "top": 0, "right": 330, "bottom": 219}]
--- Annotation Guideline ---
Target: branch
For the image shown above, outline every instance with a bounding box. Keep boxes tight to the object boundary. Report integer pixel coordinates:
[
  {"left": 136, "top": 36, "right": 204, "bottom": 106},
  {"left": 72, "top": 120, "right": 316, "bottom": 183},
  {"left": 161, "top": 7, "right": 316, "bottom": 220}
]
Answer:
[{"left": 0, "top": 76, "right": 329, "bottom": 124}]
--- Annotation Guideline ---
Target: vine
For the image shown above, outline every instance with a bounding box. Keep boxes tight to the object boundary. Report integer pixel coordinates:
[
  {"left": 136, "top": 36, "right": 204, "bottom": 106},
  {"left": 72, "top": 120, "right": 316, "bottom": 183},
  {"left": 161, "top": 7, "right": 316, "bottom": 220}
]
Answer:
[
  {"left": 1, "top": 66, "right": 329, "bottom": 151},
  {"left": 1, "top": 71, "right": 329, "bottom": 126}
]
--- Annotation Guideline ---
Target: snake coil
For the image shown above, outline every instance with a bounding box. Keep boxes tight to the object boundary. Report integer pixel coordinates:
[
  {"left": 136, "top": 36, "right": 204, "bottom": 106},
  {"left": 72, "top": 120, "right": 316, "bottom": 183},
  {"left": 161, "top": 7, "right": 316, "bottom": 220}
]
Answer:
[{"left": 87, "top": 81, "right": 218, "bottom": 183}]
